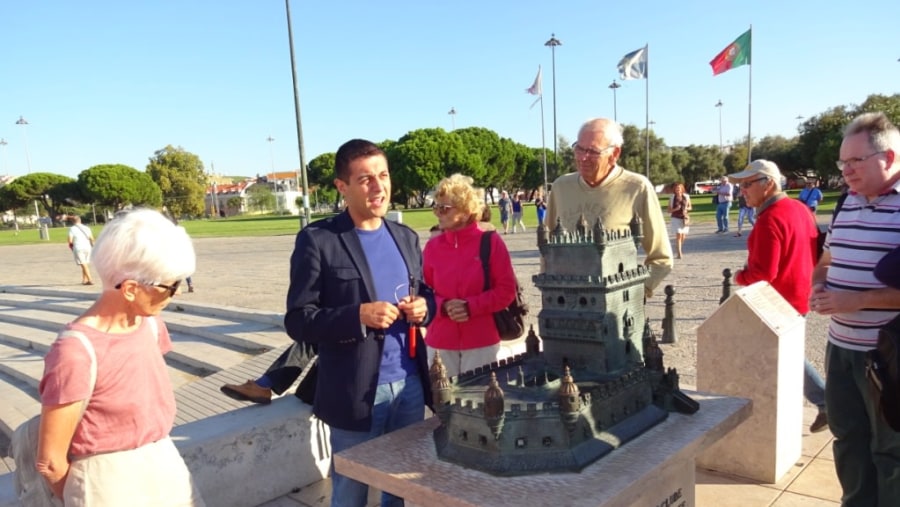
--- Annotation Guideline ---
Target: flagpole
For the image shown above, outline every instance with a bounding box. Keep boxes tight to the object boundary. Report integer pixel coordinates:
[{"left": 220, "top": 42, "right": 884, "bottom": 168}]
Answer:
[
  {"left": 644, "top": 44, "right": 650, "bottom": 180},
  {"left": 540, "top": 95, "right": 548, "bottom": 192},
  {"left": 746, "top": 25, "right": 753, "bottom": 163}
]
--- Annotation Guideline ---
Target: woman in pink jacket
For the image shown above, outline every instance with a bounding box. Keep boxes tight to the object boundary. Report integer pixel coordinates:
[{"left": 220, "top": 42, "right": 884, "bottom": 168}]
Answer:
[{"left": 424, "top": 174, "right": 517, "bottom": 377}]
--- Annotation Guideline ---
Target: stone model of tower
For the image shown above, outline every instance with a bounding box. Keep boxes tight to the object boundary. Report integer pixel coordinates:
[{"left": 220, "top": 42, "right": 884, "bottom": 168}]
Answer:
[{"left": 534, "top": 214, "right": 650, "bottom": 375}]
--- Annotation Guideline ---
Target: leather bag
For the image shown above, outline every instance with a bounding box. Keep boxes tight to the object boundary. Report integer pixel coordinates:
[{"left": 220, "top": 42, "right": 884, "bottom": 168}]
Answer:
[{"left": 478, "top": 231, "right": 528, "bottom": 341}]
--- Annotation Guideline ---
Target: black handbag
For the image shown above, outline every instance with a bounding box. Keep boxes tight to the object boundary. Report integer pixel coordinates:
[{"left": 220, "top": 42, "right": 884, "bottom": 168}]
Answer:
[
  {"left": 866, "top": 314, "right": 900, "bottom": 431},
  {"left": 479, "top": 231, "right": 528, "bottom": 341},
  {"left": 294, "top": 355, "right": 318, "bottom": 405}
]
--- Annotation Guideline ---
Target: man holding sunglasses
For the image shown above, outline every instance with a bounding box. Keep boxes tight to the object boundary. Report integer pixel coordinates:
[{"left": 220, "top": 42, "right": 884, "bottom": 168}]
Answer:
[
  {"left": 811, "top": 112, "right": 900, "bottom": 506},
  {"left": 284, "top": 138, "right": 435, "bottom": 507},
  {"left": 545, "top": 117, "right": 672, "bottom": 296},
  {"left": 728, "top": 160, "right": 826, "bottom": 433}
]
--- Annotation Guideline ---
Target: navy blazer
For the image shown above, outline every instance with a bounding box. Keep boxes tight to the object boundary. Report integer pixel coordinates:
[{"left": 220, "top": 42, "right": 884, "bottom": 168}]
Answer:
[{"left": 284, "top": 211, "right": 435, "bottom": 432}]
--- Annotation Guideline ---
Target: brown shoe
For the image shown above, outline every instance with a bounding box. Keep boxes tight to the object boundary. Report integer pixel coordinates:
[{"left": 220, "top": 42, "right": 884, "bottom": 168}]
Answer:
[
  {"left": 810, "top": 412, "right": 829, "bottom": 433},
  {"left": 221, "top": 380, "right": 272, "bottom": 405}
]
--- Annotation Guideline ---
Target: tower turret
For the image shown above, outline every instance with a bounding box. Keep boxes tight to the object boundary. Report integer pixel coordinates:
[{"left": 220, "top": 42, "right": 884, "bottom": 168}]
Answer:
[
  {"left": 484, "top": 372, "right": 505, "bottom": 439},
  {"left": 630, "top": 214, "right": 643, "bottom": 248}
]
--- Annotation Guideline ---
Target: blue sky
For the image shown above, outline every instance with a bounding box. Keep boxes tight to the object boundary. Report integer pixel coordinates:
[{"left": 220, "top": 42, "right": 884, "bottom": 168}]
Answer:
[{"left": 1, "top": 1, "right": 898, "bottom": 180}]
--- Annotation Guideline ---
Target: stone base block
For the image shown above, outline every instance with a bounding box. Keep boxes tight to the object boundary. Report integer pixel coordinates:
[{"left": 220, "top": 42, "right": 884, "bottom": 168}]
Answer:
[{"left": 335, "top": 392, "right": 749, "bottom": 507}]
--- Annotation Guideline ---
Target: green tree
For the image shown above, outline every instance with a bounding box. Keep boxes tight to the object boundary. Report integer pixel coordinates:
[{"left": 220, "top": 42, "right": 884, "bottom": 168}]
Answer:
[
  {"left": 675, "top": 145, "right": 724, "bottom": 188},
  {"left": 752, "top": 135, "right": 801, "bottom": 178},
  {"left": 387, "top": 128, "right": 476, "bottom": 207},
  {"left": 0, "top": 172, "right": 75, "bottom": 221},
  {"left": 724, "top": 139, "right": 751, "bottom": 174},
  {"left": 146, "top": 145, "right": 206, "bottom": 217},
  {"left": 521, "top": 146, "right": 549, "bottom": 193},
  {"left": 307, "top": 152, "right": 339, "bottom": 210},
  {"left": 246, "top": 183, "right": 275, "bottom": 212},
  {"left": 78, "top": 164, "right": 162, "bottom": 210},
  {"left": 619, "top": 125, "right": 676, "bottom": 184},
  {"left": 226, "top": 196, "right": 243, "bottom": 215},
  {"left": 796, "top": 94, "right": 900, "bottom": 187}
]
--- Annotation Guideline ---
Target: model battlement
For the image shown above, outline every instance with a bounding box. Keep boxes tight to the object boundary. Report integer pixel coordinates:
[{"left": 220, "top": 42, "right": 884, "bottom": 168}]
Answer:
[
  {"left": 537, "top": 214, "right": 644, "bottom": 249},
  {"left": 429, "top": 210, "right": 696, "bottom": 476},
  {"left": 534, "top": 266, "right": 649, "bottom": 287}
]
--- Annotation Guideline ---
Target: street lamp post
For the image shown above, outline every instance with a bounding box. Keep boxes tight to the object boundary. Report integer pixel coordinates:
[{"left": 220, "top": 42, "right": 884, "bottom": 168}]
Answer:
[
  {"left": 795, "top": 114, "right": 804, "bottom": 131},
  {"left": 715, "top": 100, "right": 724, "bottom": 152},
  {"left": 448, "top": 107, "right": 456, "bottom": 130},
  {"left": 544, "top": 34, "right": 562, "bottom": 170},
  {"left": 0, "top": 138, "right": 7, "bottom": 176},
  {"left": 284, "top": 0, "right": 311, "bottom": 227},
  {"left": 267, "top": 136, "right": 278, "bottom": 214},
  {"left": 16, "top": 116, "right": 31, "bottom": 173},
  {"left": 608, "top": 81, "right": 621, "bottom": 121}
]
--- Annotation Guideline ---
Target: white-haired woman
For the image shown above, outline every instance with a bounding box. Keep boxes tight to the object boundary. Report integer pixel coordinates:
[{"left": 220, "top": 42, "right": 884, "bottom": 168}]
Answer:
[
  {"left": 37, "top": 209, "right": 205, "bottom": 506},
  {"left": 424, "top": 174, "right": 517, "bottom": 377}
]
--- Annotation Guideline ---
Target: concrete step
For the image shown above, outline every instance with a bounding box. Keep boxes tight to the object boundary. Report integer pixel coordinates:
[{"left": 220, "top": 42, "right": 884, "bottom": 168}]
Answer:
[
  {"left": 0, "top": 292, "right": 89, "bottom": 317},
  {"left": 0, "top": 343, "right": 44, "bottom": 395},
  {"left": 173, "top": 346, "right": 297, "bottom": 425},
  {"left": 0, "top": 372, "right": 40, "bottom": 438},
  {"left": 0, "top": 286, "right": 296, "bottom": 446},
  {"left": 0, "top": 294, "right": 291, "bottom": 354},
  {"left": 1, "top": 286, "right": 285, "bottom": 327},
  {"left": 0, "top": 307, "right": 266, "bottom": 379},
  {"left": 0, "top": 321, "right": 59, "bottom": 353}
]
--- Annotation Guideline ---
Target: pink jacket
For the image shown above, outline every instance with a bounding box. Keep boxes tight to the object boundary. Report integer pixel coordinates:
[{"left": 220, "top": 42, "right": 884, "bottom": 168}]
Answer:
[{"left": 423, "top": 222, "right": 517, "bottom": 350}]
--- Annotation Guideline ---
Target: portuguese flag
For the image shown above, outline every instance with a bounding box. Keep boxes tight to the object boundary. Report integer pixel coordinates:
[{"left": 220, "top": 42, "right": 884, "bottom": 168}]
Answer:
[{"left": 710, "top": 29, "right": 751, "bottom": 76}]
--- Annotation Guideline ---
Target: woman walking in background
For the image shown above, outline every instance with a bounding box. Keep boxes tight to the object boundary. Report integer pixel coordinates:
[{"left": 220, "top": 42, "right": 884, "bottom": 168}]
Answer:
[
  {"left": 510, "top": 193, "right": 526, "bottom": 233},
  {"left": 534, "top": 191, "right": 547, "bottom": 226},
  {"left": 424, "top": 174, "right": 517, "bottom": 377},
  {"left": 667, "top": 183, "right": 692, "bottom": 259}
]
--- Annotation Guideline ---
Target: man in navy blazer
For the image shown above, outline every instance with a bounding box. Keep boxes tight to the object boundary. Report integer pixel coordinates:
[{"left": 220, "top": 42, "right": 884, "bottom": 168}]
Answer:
[{"left": 284, "top": 139, "right": 435, "bottom": 507}]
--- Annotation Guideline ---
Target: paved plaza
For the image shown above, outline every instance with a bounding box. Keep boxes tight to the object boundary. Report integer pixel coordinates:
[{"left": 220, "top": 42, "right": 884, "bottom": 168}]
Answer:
[
  {"left": 0, "top": 217, "right": 841, "bottom": 506},
  {"left": 0, "top": 218, "right": 831, "bottom": 388}
]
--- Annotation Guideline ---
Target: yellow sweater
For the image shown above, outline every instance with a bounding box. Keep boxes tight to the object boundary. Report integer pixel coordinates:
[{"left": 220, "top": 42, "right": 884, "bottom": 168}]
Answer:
[{"left": 546, "top": 167, "right": 673, "bottom": 295}]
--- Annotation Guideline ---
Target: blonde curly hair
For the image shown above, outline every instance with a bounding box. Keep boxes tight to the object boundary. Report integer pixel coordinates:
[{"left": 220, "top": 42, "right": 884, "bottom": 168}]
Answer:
[{"left": 434, "top": 174, "right": 485, "bottom": 223}]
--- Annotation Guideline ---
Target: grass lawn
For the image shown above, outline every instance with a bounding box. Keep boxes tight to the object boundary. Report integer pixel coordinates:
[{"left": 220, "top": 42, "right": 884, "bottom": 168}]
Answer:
[{"left": 0, "top": 190, "right": 844, "bottom": 247}]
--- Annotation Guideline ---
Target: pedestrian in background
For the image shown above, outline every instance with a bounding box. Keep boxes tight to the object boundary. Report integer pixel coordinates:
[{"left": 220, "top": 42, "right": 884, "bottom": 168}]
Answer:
[
  {"left": 715, "top": 175, "right": 734, "bottom": 233},
  {"left": 67, "top": 215, "right": 94, "bottom": 286},
  {"left": 534, "top": 191, "right": 547, "bottom": 226},
  {"left": 510, "top": 193, "right": 526, "bottom": 233},
  {"left": 498, "top": 191, "right": 512, "bottom": 234},
  {"left": 667, "top": 183, "right": 691, "bottom": 259},
  {"left": 798, "top": 178, "right": 824, "bottom": 213},
  {"left": 734, "top": 191, "right": 756, "bottom": 237}
]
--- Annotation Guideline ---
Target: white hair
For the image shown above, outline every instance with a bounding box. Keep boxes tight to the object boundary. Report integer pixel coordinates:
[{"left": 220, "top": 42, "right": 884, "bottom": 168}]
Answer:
[
  {"left": 579, "top": 118, "right": 625, "bottom": 147},
  {"left": 91, "top": 208, "right": 196, "bottom": 288}
]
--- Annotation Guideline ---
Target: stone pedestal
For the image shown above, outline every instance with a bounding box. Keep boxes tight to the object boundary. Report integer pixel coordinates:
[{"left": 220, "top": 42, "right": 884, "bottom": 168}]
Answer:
[
  {"left": 696, "top": 281, "right": 805, "bottom": 483},
  {"left": 334, "top": 392, "right": 749, "bottom": 507}
]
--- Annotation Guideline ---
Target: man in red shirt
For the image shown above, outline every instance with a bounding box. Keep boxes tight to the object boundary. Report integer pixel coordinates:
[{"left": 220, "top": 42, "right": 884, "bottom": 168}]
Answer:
[{"left": 729, "top": 159, "right": 827, "bottom": 433}]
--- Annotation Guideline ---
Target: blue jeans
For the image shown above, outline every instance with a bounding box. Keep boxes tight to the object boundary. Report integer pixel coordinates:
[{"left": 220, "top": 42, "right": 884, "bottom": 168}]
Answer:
[
  {"left": 736, "top": 206, "right": 755, "bottom": 231},
  {"left": 329, "top": 376, "right": 424, "bottom": 507},
  {"left": 716, "top": 201, "right": 732, "bottom": 231},
  {"left": 804, "top": 358, "right": 825, "bottom": 411},
  {"left": 826, "top": 343, "right": 900, "bottom": 506}
]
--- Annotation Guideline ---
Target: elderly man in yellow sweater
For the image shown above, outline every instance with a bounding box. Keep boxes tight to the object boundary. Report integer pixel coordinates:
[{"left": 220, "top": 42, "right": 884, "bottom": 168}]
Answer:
[{"left": 546, "top": 118, "right": 673, "bottom": 296}]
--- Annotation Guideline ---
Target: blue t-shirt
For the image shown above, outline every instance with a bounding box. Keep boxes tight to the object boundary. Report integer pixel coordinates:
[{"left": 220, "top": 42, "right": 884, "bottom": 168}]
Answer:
[
  {"left": 356, "top": 224, "right": 418, "bottom": 384},
  {"left": 799, "top": 187, "right": 823, "bottom": 208}
]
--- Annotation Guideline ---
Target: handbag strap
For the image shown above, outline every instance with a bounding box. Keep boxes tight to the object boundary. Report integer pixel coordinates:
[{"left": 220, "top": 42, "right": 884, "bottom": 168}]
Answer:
[
  {"left": 56, "top": 330, "right": 97, "bottom": 417},
  {"left": 479, "top": 230, "right": 494, "bottom": 292}
]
